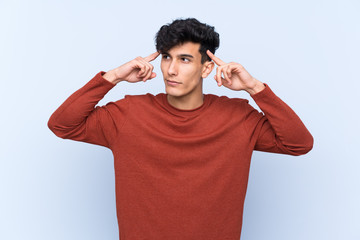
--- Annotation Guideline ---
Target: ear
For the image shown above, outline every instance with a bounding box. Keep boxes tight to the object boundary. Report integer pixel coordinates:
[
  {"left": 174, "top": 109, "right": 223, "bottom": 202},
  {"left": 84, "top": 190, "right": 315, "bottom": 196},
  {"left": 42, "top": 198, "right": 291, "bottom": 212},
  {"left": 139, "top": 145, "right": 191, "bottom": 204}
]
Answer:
[{"left": 201, "top": 61, "right": 215, "bottom": 78}]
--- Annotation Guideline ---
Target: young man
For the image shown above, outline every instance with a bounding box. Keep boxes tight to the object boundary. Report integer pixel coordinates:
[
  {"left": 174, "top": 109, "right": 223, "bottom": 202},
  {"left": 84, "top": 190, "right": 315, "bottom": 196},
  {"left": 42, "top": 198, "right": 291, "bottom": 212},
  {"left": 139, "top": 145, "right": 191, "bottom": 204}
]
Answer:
[{"left": 48, "top": 18, "right": 313, "bottom": 240}]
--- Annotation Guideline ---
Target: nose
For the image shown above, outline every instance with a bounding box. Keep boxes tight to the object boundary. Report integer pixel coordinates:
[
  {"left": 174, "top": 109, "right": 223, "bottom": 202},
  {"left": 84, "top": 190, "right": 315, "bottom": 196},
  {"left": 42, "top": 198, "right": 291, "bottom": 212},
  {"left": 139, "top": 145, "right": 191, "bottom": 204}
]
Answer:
[{"left": 168, "top": 60, "right": 178, "bottom": 76}]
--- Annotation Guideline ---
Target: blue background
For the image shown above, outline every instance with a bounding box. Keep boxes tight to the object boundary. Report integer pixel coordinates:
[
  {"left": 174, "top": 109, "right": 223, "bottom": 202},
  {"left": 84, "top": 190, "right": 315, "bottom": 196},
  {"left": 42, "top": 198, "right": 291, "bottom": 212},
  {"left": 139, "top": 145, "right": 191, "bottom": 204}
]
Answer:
[{"left": 1, "top": 0, "right": 359, "bottom": 239}]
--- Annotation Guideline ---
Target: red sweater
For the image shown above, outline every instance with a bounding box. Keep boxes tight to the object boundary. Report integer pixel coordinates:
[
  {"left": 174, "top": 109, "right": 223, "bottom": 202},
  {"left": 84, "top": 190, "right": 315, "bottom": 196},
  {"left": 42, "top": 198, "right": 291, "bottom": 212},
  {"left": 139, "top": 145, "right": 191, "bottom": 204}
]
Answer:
[{"left": 48, "top": 71, "right": 313, "bottom": 240}]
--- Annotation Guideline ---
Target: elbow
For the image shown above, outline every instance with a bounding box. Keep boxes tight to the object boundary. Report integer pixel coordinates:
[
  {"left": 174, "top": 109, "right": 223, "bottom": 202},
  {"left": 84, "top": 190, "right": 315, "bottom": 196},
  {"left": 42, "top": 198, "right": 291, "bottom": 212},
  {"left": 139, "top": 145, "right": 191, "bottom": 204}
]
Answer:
[
  {"left": 298, "top": 142, "right": 313, "bottom": 156},
  {"left": 47, "top": 114, "right": 84, "bottom": 140},
  {"left": 291, "top": 134, "right": 314, "bottom": 156},
  {"left": 48, "top": 116, "right": 60, "bottom": 137},
  {"left": 47, "top": 115, "right": 67, "bottom": 139},
  {"left": 305, "top": 134, "right": 314, "bottom": 153},
  {"left": 301, "top": 132, "right": 314, "bottom": 154}
]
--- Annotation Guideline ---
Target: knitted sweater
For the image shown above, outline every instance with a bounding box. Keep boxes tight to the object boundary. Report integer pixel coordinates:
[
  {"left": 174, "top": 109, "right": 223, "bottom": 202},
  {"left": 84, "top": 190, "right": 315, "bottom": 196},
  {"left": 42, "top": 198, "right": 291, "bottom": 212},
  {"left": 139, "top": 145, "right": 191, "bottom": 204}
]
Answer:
[{"left": 48, "top": 71, "right": 313, "bottom": 240}]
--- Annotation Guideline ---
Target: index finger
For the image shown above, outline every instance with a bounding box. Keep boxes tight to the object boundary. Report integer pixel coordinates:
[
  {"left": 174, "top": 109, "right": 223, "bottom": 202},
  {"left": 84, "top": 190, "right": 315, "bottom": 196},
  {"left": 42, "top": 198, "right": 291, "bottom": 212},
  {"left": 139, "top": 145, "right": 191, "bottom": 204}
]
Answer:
[
  {"left": 144, "top": 51, "right": 160, "bottom": 62},
  {"left": 206, "top": 50, "right": 226, "bottom": 66}
]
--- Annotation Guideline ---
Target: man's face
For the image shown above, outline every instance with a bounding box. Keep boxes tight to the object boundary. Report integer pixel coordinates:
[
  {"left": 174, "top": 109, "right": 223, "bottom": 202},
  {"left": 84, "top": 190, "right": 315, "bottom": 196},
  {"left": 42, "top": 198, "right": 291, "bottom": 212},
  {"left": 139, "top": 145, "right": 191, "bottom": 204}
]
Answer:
[{"left": 160, "top": 42, "right": 209, "bottom": 99}]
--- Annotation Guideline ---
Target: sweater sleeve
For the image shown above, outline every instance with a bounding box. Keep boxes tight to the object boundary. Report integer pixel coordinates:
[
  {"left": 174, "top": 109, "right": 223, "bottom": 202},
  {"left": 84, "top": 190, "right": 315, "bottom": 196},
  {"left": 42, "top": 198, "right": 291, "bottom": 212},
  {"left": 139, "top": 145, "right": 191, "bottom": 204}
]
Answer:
[
  {"left": 248, "top": 84, "right": 313, "bottom": 156},
  {"left": 47, "top": 71, "right": 128, "bottom": 149}
]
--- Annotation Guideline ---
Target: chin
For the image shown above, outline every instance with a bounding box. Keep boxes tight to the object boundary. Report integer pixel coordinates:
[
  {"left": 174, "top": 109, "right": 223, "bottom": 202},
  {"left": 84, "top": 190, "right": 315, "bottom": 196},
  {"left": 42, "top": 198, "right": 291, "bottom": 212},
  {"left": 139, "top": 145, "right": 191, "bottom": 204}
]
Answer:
[
  {"left": 165, "top": 88, "right": 179, "bottom": 97},
  {"left": 165, "top": 86, "right": 184, "bottom": 98}
]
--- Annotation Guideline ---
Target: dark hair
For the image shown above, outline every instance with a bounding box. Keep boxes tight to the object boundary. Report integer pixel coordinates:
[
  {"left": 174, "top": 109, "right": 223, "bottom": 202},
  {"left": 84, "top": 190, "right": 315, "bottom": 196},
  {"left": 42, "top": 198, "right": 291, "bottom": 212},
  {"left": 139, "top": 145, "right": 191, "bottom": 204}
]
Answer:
[{"left": 155, "top": 18, "right": 220, "bottom": 63}]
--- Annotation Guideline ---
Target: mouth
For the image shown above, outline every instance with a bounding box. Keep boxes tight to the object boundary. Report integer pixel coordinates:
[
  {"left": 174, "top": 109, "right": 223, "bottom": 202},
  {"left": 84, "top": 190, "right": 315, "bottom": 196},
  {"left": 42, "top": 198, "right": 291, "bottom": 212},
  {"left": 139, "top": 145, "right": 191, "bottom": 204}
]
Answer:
[{"left": 166, "top": 79, "right": 181, "bottom": 86}]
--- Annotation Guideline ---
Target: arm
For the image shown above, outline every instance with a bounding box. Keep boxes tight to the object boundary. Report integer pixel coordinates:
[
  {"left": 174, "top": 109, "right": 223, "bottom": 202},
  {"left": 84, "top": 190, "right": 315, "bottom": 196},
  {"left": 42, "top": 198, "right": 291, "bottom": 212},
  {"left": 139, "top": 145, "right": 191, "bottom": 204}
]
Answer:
[
  {"left": 48, "top": 52, "right": 160, "bottom": 148},
  {"left": 207, "top": 50, "right": 313, "bottom": 155},
  {"left": 249, "top": 85, "right": 313, "bottom": 155},
  {"left": 47, "top": 72, "right": 122, "bottom": 148}
]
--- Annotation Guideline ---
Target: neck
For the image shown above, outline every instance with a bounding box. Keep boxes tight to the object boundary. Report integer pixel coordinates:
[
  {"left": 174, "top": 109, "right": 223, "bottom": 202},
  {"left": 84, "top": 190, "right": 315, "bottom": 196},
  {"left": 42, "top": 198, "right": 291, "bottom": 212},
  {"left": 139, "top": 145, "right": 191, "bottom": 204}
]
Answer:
[{"left": 167, "top": 92, "right": 204, "bottom": 110}]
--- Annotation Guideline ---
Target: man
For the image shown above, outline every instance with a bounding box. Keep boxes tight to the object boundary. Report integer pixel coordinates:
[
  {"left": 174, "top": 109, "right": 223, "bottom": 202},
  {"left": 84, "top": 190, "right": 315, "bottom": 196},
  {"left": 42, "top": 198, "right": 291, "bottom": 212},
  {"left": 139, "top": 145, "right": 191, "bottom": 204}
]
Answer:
[{"left": 48, "top": 18, "right": 313, "bottom": 240}]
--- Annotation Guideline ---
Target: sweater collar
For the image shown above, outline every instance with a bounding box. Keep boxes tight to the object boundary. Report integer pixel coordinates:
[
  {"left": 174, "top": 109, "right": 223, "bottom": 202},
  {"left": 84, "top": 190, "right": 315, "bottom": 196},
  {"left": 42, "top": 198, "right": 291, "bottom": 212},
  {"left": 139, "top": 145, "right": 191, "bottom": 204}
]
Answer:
[{"left": 156, "top": 93, "right": 211, "bottom": 118}]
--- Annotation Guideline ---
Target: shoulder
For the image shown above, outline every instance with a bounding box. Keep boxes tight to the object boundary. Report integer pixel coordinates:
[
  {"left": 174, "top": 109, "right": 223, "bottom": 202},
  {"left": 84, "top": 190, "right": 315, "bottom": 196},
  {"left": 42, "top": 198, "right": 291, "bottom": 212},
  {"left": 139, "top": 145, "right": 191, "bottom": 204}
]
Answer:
[
  {"left": 107, "top": 93, "right": 156, "bottom": 105},
  {"left": 102, "top": 94, "right": 154, "bottom": 111},
  {"left": 123, "top": 93, "right": 156, "bottom": 102},
  {"left": 117, "top": 93, "right": 162, "bottom": 111},
  {"left": 203, "top": 94, "right": 262, "bottom": 128},
  {"left": 206, "top": 93, "right": 250, "bottom": 108},
  {"left": 205, "top": 94, "right": 259, "bottom": 121}
]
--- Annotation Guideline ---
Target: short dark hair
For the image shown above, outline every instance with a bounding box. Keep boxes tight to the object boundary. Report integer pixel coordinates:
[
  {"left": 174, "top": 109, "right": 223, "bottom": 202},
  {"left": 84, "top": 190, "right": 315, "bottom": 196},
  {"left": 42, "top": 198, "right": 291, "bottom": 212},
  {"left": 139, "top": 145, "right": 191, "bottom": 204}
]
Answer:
[{"left": 155, "top": 18, "right": 220, "bottom": 63}]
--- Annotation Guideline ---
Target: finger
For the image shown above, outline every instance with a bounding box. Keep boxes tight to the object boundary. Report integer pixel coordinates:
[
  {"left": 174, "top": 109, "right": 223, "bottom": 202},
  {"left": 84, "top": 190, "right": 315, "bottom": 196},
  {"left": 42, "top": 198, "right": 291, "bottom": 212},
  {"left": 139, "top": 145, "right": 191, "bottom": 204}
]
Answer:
[
  {"left": 215, "top": 67, "right": 221, "bottom": 86},
  {"left": 144, "top": 71, "right": 157, "bottom": 82},
  {"left": 144, "top": 51, "right": 160, "bottom": 62},
  {"left": 223, "top": 66, "right": 232, "bottom": 85},
  {"left": 206, "top": 50, "right": 226, "bottom": 66},
  {"left": 215, "top": 66, "right": 223, "bottom": 86},
  {"left": 221, "top": 79, "right": 232, "bottom": 89},
  {"left": 136, "top": 58, "right": 149, "bottom": 76},
  {"left": 143, "top": 67, "right": 152, "bottom": 81},
  {"left": 134, "top": 57, "right": 146, "bottom": 68},
  {"left": 140, "top": 56, "right": 153, "bottom": 66},
  {"left": 137, "top": 58, "right": 149, "bottom": 75},
  {"left": 226, "top": 65, "right": 232, "bottom": 78},
  {"left": 139, "top": 58, "right": 154, "bottom": 81},
  {"left": 149, "top": 72, "right": 156, "bottom": 79},
  {"left": 135, "top": 62, "right": 147, "bottom": 78},
  {"left": 214, "top": 75, "right": 227, "bottom": 87}
]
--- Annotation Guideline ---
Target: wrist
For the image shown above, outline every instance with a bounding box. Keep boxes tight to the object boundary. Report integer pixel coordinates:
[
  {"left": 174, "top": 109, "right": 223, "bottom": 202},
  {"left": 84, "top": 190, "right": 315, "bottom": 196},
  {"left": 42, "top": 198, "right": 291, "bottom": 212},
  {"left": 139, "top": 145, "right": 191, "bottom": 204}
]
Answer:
[
  {"left": 246, "top": 79, "right": 265, "bottom": 95},
  {"left": 103, "top": 70, "right": 121, "bottom": 84}
]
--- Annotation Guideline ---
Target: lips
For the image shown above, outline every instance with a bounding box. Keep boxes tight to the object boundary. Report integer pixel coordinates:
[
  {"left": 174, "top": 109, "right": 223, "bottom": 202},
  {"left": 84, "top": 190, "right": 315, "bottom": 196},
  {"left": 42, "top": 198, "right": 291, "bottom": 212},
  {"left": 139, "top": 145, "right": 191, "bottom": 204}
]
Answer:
[{"left": 166, "top": 79, "right": 181, "bottom": 85}]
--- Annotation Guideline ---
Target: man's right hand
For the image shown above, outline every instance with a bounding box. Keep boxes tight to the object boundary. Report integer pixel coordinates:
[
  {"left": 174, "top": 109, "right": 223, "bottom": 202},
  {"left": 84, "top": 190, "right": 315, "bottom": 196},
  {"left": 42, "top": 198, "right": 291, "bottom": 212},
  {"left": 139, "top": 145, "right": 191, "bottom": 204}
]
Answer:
[{"left": 103, "top": 51, "right": 160, "bottom": 85}]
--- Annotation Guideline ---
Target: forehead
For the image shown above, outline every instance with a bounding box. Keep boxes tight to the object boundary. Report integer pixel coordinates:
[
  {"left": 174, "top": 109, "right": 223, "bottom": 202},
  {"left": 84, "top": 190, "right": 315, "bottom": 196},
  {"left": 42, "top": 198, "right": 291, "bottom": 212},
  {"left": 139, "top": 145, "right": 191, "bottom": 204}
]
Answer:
[{"left": 166, "top": 42, "right": 201, "bottom": 56}]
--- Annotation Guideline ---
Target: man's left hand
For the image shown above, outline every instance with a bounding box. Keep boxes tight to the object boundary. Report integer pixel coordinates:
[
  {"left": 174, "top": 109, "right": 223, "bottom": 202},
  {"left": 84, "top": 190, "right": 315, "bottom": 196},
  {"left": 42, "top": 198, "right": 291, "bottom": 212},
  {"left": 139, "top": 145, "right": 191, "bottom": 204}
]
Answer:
[{"left": 206, "top": 50, "right": 265, "bottom": 95}]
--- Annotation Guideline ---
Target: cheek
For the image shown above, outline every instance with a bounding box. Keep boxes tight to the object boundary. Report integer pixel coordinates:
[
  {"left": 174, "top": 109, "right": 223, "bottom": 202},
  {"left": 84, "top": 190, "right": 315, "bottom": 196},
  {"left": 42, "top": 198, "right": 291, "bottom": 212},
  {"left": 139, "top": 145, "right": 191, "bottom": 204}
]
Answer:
[
  {"left": 160, "top": 62, "right": 165, "bottom": 75},
  {"left": 183, "top": 65, "right": 203, "bottom": 80}
]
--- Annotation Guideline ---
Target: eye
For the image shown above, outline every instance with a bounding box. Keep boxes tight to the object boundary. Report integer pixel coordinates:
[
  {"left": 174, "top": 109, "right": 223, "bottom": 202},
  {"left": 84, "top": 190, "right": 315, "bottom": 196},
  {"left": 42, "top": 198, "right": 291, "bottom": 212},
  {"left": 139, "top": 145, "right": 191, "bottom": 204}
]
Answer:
[
  {"left": 162, "top": 55, "right": 170, "bottom": 60},
  {"left": 181, "top": 58, "right": 190, "bottom": 62}
]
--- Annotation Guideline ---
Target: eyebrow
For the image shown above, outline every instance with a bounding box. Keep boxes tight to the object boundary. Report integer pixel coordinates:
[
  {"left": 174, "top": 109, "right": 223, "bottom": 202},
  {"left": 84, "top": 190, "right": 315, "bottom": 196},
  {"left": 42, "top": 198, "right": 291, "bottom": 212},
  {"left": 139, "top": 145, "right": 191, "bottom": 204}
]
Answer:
[
  {"left": 163, "top": 52, "right": 194, "bottom": 59},
  {"left": 178, "top": 54, "right": 194, "bottom": 58}
]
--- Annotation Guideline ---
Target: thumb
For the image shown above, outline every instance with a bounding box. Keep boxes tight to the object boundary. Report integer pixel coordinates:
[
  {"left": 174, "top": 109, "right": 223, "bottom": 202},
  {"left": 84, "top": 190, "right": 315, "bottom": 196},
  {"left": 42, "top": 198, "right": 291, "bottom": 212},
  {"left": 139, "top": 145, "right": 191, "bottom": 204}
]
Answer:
[
  {"left": 149, "top": 72, "right": 156, "bottom": 79},
  {"left": 144, "top": 72, "right": 157, "bottom": 82}
]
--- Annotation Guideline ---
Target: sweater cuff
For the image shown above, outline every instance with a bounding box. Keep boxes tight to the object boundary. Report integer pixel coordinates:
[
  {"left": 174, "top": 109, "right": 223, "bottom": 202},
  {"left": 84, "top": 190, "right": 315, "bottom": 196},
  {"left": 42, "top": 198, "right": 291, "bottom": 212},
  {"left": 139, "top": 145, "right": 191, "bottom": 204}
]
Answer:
[
  {"left": 92, "top": 71, "right": 117, "bottom": 88},
  {"left": 250, "top": 83, "right": 277, "bottom": 102}
]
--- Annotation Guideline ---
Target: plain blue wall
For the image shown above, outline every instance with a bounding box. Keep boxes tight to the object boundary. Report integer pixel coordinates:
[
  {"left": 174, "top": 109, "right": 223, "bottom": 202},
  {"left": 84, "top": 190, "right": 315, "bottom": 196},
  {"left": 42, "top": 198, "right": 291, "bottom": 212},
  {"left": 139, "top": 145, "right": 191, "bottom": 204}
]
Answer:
[{"left": 1, "top": 0, "right": 359, "bottom": 239}]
